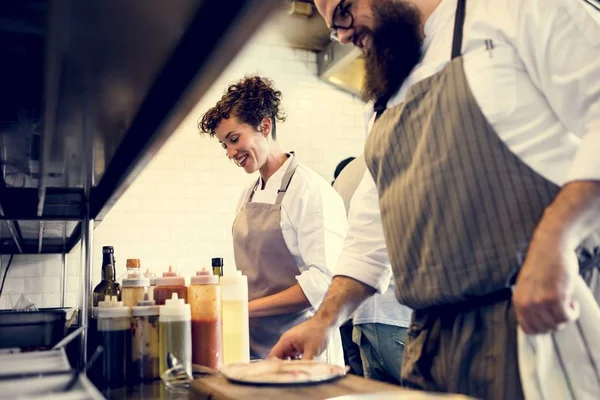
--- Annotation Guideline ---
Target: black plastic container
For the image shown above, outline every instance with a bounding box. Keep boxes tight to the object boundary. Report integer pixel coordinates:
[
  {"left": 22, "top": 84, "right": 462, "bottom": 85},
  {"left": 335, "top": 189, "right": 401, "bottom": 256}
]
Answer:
[{"left": 0, "top": 307, "right": 77, "bottom": 349}]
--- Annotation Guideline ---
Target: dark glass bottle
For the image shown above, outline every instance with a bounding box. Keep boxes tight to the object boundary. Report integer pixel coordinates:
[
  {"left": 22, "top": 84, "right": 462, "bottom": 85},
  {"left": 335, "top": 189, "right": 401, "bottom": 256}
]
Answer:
[
  {"left": 93, "top": 246, "right": 121, "bottom": 306},
  {"left": 211, "top": 257, "right": 224, "bottom": 278},
  {"left": 89, "top": 246, "right": 122, "bottom": 386}
]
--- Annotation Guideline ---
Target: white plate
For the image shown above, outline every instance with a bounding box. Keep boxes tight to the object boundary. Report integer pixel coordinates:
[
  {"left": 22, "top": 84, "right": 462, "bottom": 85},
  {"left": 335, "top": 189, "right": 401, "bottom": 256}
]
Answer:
[
  {"left": 327, "top": 392, "right": 476, "bottom": 400},
  {"left": 221, "top": 359, "right": 348, "bottom": 386}
]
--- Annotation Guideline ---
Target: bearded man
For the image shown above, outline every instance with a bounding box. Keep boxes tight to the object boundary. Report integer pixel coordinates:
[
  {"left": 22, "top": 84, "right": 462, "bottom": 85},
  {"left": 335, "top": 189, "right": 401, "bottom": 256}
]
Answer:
[{"left": 270, "top": 1, "right": 600, "bottom": 399}]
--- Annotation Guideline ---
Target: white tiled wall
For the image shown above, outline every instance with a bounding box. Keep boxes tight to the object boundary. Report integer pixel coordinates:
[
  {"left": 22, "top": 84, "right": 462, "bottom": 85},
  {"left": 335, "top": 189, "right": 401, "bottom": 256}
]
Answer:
[
  {"left": 0, "top": 24, "right": 367, "bottom": 309},
  {"left": 0, "top": 249, "right": 81, "bottom": 310}
]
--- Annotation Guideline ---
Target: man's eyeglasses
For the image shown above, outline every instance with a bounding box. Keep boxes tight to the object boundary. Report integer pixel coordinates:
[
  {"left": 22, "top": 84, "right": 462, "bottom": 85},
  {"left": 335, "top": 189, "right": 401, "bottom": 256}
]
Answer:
[{"left": 329, "top": 0, "right": 354, "bottom": 42}]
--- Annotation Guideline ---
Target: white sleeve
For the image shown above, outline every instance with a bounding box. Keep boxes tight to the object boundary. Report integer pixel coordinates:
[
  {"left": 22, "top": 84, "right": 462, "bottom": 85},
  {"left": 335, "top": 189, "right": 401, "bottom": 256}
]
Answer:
[
  {"left": 515, "top": 0, "right": 600, "bottom": 182},
  {"left": 333, "top": 169, "right": 392, "bottom": 294},
  {"left": 295, "top": 183, "right": 348, "bottom": 309}
]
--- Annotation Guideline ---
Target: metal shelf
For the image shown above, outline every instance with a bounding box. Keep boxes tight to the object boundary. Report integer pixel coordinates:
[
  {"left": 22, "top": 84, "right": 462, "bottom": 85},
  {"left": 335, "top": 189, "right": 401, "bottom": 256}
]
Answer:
[
  {"left": 1, "top": 0, "right": 279, "bottom": 372},
  {"left": 0, "top": 0, "right": 278, "bottom": 255}
]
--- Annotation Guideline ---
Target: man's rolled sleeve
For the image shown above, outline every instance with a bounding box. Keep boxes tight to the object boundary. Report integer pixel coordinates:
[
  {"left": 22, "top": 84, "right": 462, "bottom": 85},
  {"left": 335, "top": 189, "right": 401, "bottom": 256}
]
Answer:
[{"left": 333, "top": 170, "right": 393, "bottom": 293}]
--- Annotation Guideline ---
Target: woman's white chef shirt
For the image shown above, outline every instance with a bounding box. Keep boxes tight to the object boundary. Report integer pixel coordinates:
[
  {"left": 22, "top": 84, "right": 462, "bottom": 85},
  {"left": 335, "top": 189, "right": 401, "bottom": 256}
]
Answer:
[
  {"left": 235, "top": 155, "right": 347, "bottom": 365},
  {"left": 236, "top": 155, "right": 348, "bottom": 311}
]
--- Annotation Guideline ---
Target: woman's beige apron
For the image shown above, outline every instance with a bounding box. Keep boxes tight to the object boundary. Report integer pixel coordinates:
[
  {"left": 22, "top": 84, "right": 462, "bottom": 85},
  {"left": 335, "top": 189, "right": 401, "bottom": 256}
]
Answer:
[{"left": 232, "top": 155, "right": 341, "bottom": 364}]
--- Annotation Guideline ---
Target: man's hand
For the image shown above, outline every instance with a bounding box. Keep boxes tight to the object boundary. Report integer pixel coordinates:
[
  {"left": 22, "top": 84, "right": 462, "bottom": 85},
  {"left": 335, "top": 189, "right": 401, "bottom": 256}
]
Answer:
[
  {"left": 268, "top": 316, "right": 333, "bottom": 360},
  {"left": 514, "top": 181, "right": 600, "bottom": 334},
  {"left": 513, "top": 181, "right": 600, "bottom": 334},
  {"left": 269, "top": 276, "right": 376, "bottom": 360},
  {"left": 513, "top": 225, "right": 580, "bottom": 334}
]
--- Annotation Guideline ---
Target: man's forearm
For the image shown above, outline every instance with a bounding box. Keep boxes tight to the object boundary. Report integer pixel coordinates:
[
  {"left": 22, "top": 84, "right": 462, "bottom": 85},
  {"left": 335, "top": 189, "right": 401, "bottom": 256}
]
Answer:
[
  {"left": 313, "top": 275, "right": 376, "bottom": 329},
  {"left": 534, "top": 181, "right": 600, "bottom": 250}
]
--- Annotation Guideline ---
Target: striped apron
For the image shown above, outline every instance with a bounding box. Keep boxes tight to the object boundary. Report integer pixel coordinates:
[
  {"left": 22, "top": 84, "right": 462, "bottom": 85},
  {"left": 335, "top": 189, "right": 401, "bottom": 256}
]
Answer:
[{"left": 364, "top": 0, "right": 562, "bottom": 397}]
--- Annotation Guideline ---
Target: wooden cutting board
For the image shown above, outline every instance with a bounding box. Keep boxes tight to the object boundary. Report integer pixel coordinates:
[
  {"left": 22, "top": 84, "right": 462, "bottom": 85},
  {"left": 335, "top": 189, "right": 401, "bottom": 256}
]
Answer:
[{"left": 190, "top": 374, "right": 408, "bottom": 400}]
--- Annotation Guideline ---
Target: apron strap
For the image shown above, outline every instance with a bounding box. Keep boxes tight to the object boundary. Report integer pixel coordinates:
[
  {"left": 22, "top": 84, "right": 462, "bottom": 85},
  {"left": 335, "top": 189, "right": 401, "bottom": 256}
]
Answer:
[
  {"left": 582, "top": 0, "right": 600, "bottom": 11},
  {"left": 374, "top": 94, "right": 391, "bottom": 121},
  {"left": 247, "top": 179, "right": 261, "bottom": 202},
  {"left": 247, "top": 153, "right": 298, "bottom": 204},
  {"left": 275, "top": 153, "right": 298, "bottom": 205},
  {"left": 451, "top": 0, "right": 467, "bottom": 59}
]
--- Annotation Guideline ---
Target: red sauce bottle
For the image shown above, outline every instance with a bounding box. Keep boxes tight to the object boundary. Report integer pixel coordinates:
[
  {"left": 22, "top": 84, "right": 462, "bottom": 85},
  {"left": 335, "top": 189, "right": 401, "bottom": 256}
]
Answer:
[
  {"left": 153, "top": 266, "right": 187, "bottom": 306},
  {"left": 188, "top": 268, "right": 222, "bottom": 370}
]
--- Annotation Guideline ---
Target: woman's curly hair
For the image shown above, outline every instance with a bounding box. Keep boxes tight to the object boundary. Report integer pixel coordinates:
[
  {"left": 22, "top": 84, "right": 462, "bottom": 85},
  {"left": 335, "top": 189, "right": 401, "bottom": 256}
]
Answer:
[{"left": 198, "top": 75, "right": 287, "bottom": 140}]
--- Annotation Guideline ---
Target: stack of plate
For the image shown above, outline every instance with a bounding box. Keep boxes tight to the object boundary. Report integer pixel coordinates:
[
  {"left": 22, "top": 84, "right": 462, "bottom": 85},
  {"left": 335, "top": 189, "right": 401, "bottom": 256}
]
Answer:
[
  {"left": 0, "top": 349, "right": 104, "bottom": 400},
  {"left": 0, "top": 349, "right": 71, "bottom": 378}
]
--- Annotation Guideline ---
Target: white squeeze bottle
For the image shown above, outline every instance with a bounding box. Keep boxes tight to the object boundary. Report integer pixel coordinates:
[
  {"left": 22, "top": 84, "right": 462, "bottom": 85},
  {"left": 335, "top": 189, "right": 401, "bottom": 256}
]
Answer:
[
  {"left": 159, "top": 293, "right": 192, "bottom": 376},
  {"left": 220, "top": 269, "right": 250, "bottom": 365}
]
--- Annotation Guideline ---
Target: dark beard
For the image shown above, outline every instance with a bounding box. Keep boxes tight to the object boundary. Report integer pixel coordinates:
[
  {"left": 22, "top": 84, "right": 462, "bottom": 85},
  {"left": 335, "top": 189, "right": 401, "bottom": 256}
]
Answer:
[{"left": 362, "top": 0, "right": 424, "bottom": 102}]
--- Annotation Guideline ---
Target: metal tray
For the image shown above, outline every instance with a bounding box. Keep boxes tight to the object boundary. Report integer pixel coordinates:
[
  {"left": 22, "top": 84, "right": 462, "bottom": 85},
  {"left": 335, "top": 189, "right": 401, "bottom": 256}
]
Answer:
[
  {"left": 0, "top": 371, "right": 104, "bottom": 400},
  {"left": 0, "top": 308, "right": 78, "bottom": 349},
  {"left": 0, "top": 349, "right": 71, "bottom": 378}
]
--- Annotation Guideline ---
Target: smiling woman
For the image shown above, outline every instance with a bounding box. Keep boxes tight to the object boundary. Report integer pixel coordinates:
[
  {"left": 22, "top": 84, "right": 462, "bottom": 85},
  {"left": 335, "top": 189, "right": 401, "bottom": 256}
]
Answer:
[
  {"left": 198, "top": 76, "right": 288, "bottom": 179},
  {"left": 197, "top": 75, "right": 347, "bottom": 366}
]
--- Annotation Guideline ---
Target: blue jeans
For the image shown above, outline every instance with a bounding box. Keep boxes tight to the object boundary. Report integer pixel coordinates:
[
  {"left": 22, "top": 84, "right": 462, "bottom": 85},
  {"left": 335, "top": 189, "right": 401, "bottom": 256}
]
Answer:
[
  {"left": 352, "top": 323, "right": 408, "bottom": 385},
  {"left": 340, "top": 319, "right": 364, "bottom": 376}
]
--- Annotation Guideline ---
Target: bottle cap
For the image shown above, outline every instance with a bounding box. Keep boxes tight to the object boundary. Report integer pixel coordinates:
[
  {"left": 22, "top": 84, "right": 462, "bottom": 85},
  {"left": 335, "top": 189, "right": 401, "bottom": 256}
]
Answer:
[
  {"left": 190, "top": 268, "right": 219, "bottom": 285},
  {"left": 132, "top": 293, "right": 159, "bottom": 316},
  {"left": 156, "top": 265, "right": 185, "bottom": 286},
  {"left": 143, "top": 268, "right": 157, "bottom": 286},
  {"left": 122, "top": 276, "right": 150, "bottom": 288},
  {"left": 162, "top": 265, "right": 177, "bottom": 277},
  {"left": 102, "top": 246, "right": 114, "bottom": 254},
  {"left": 97, "top": 295, "right": 122, "bottom": 308},
  {"left": 96, "top": 295, "right": 130, "bottom": 318},
  {"left": 159, "top": 293, "right": 191, "bottom": 319},
  {"left": 219, "top": 269, "right": 247, "bottom": 285},
  {"left": 126, "top": 259, "right": 141, "bottom": 269}
]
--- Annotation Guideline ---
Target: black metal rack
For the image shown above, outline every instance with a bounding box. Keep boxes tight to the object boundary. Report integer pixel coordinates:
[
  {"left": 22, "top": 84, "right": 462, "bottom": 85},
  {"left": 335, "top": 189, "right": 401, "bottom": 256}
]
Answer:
[
  {"left": 0, "top": 0, "right": 277, "bottom": 252},
  {"left": 0, "top": 0, "right": 277, "bottom": 368}
]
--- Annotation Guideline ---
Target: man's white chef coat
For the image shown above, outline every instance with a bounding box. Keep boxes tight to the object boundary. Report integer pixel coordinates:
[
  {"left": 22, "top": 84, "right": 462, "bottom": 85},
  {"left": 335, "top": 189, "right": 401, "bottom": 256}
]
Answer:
[{"left": 334, "top": 0, "right": 600, "bottom": 294}]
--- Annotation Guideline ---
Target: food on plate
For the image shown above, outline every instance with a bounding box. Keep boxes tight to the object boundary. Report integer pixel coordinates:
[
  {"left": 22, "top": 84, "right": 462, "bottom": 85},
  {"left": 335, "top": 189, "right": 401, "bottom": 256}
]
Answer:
[{"left": 221, "top": 359, "right": 348, "bottom": 384}]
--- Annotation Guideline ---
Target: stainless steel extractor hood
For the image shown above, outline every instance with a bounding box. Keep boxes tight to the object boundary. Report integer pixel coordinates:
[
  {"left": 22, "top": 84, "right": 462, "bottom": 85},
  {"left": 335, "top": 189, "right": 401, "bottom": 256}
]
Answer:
[
  {"left": 263, "top": 1, "right": 365, "bottom": 97},
  {"left": 317, "top": 40, "right": 364, "bottom": 97}
]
